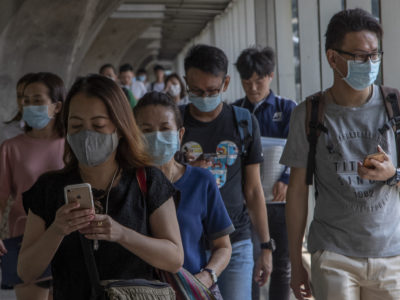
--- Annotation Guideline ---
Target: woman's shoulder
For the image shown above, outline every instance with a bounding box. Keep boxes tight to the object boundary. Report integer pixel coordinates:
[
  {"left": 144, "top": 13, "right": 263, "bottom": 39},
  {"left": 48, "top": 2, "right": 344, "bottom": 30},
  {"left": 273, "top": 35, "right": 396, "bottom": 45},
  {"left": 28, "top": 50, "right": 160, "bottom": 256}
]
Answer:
[
  {"left": 0, "top": 133, "right": 25, "bottom": 148},
  {"left": 186, "top": 165, "right": 215, "bottom": 184},
  {"left": 143, "top": 166, "right": 166, "bottom": 179},
  {"left": 33, "top": 168, "right": 76, "bottom": 188}
]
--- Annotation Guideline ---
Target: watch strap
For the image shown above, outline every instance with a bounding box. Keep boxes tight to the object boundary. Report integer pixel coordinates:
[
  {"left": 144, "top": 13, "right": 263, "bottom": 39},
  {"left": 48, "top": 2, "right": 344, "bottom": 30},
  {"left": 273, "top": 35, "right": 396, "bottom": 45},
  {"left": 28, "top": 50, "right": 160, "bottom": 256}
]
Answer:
[
  {"left": 260, "top": 238, "right": 276, "bottom": 251},
  {"left": 201, "top": 268, "right": 217, "bottom": 284},
  {"left": 386, "top": 168, "right": 400, "bottom": 186}
]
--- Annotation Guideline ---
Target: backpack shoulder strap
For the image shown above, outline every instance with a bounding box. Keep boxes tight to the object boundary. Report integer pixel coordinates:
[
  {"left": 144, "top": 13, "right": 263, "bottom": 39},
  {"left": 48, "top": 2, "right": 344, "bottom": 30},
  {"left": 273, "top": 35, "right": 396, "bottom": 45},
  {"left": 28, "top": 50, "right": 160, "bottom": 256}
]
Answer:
[
  {"left": 379, "top": 85, "right": 400, "bottom": 120},
  {"left": 179, "top": 104, "right": 187, "bottom": 121},
  {"left": 305, "top": 91, "right": 327, "bottom": 185},
  {"left": 232, "top": 105, "right": 253, "bottom": 156},
  {"left": 379, "top": 85, "right": 400, "bottom": 167},
  {"left": 136, "top": 168, "right": 147, "bottom": 196}
]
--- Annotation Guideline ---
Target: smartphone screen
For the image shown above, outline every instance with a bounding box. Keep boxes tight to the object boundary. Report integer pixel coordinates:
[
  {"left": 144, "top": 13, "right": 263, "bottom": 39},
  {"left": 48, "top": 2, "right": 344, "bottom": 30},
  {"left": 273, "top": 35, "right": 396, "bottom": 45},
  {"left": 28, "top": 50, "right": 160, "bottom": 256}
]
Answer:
[{"left": 64, "top": 183, "right": 94, "bottom": 209}]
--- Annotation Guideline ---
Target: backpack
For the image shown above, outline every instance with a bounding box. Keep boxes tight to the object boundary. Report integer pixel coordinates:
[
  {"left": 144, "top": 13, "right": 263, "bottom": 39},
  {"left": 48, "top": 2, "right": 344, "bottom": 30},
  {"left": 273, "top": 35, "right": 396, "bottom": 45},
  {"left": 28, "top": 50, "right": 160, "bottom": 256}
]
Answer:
[
  {"left": 305, "top": 86, "right": 400, "bottom": 185},
  {"left": 179, "top": 104, "right": 253, "bottom": 157}
]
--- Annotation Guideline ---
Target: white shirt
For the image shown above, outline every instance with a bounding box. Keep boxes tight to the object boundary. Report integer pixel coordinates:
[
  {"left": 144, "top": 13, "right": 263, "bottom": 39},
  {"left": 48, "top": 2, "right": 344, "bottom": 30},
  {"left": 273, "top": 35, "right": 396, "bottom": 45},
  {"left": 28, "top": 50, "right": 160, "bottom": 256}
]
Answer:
[{"left": 124, "top": 81, "right": 147, "bottom": 100}]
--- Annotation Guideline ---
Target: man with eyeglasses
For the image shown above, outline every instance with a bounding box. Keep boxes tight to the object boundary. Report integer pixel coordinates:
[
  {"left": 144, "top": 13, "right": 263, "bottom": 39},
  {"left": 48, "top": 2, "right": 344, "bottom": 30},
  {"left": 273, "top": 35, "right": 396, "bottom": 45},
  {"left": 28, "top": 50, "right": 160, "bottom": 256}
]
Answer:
[
  {"left": 281, "top": 8, "right": 400, "bottom": 300},
  {"left": 180, "top": 44, "right": 273, "bottom": 300}
]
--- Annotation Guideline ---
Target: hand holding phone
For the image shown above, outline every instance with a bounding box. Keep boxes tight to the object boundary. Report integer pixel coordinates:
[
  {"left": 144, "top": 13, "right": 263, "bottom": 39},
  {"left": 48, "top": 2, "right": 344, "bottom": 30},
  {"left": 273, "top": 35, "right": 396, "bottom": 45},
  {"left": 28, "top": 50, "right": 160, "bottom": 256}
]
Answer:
[
  {"left": 64, "top": 183, "right": 94, "bottom": 209},
  {"left": 363, "top": 152, "right": 386, "bottom": 169},
  {"left": 198, "top": 153, "right": 218, "bottom": 162}
]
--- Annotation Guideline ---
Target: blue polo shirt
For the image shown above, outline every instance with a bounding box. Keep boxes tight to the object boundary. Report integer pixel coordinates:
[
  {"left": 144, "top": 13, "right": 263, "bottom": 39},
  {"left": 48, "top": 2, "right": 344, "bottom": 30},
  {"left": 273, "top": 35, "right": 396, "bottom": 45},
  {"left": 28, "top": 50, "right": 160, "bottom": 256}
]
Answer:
[{"left": 233, "top": 90, "right": 296, "bottom": 184}]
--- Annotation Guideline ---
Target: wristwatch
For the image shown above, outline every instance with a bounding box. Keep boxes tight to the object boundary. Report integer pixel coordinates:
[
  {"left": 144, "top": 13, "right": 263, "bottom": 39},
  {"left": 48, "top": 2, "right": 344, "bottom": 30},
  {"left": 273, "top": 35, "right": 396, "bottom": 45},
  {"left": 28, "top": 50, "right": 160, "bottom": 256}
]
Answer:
[
  {"left": 386, "top": 168, "right": 400, "bottom": 186},
  {"left": 201, "top": 268, "right": 218, "bottom": 284},
  {"left": 260, "top": 239, "right": 276, "bottom": 252}
]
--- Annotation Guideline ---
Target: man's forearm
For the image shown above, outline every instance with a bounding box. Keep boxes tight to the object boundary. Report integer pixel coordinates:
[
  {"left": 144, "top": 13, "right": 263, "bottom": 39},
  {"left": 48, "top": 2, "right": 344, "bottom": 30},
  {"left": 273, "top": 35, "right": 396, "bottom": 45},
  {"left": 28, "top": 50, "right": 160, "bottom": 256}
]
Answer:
[
  {"left": 286, "top": 169, "right": 309, "bottom": 265},
  {"left": 246, "top": 190, "right": 270, "bottom": 242}
]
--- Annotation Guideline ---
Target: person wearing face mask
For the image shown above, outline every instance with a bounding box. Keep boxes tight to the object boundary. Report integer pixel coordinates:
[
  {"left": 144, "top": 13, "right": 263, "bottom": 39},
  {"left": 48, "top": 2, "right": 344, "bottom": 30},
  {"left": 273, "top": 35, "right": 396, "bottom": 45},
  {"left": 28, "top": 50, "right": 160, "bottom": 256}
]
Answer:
[
  {"left": 0, "top": 72, "right": 66, "bottom": 299},
  {"left": 18, "top": 75, "right": 183, "bottom": 300},
  {"left": 136, "top": 68, "right": 150, "bottom": 91},
  {"left": 119, "top": 63, "right": 147, "bottom": 101},
  {"left": 180, "top": 45, "right": 273, "bottom": 300},
  {"left": 234, "top": 47, "right": 296, "bottom": 300},
  {"left": 99, "top": 63, "right": 137, "bottom": 108},
  {"left": 0, "top": 73, "right": 35, "bottom": 145},
  {"left": 134, "top": 92, "right": 234, "bottom": 299},
  {"left": 281, "top": 9, "right": 400, "bottom": 300},
  {"left": 163, "top": 73, "right": 189, "bottom": 106}
]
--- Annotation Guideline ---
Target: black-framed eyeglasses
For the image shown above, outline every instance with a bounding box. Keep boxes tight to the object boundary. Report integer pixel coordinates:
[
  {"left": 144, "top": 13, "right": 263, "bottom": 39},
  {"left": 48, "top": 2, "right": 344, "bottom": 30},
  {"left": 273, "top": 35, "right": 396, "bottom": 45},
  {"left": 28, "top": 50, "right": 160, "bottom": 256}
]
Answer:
[
  {"left": 334, "top": 49, "right": 383, "bottom": 63},
  {"left": 186, "top": 78, "right": 226, "bottom": 98}
]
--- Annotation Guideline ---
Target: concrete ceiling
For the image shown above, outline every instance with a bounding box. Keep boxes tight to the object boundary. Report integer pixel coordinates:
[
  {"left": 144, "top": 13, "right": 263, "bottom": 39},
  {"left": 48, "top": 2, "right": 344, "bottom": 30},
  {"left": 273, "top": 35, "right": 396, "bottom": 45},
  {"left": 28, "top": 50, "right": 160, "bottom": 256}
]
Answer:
[{"left": 113, "top": 0, "right": 231, "bottom": 68}]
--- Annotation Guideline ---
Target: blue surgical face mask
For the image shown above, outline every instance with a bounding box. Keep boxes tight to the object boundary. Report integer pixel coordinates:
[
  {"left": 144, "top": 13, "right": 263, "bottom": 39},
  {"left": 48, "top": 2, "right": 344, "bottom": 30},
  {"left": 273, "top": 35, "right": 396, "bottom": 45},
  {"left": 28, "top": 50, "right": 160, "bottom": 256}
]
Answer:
[
  {"left": 138, "top": 75, "right": 146, "bottom": 82},
  {"left": 338, "top": 59, "right": 381, "bottom": 91},
  {"left": 67, "top": 130, "right": 119, "bottom": 167},
  {"left": 22, "top": 105, "right": 52, "bottom": 129},
  {"left": 144, "top": 131, "right": 180, "bottom": 166},
  {"left": 189, "top": 93, "right": 222, "bottom": 112}
]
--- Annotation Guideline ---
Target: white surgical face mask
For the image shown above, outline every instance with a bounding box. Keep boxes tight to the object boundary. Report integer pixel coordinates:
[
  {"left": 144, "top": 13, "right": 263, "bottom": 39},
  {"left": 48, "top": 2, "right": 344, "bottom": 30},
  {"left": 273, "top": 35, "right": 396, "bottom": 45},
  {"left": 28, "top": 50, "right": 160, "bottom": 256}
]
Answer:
[
  {"left": 335, "top": 54, "right": 381, "bottom": 91},
  {"left": 169, "top": 84, "right": 181, "bottom": 97},
  {"left": 144, "top": 131, "right": 180, "bottom": 166}
]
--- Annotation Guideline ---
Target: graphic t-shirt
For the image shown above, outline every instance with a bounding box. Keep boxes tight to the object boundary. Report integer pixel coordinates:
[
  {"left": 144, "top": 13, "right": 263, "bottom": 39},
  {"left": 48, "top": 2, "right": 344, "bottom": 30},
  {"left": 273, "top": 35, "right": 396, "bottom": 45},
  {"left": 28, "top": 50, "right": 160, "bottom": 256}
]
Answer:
[
  {"left": 280, "top": 85, "right": 400, "bottom": 257},
  {"left": 181, "top": 103, "right": 263, "bottom": 243},
  {"left": 174, "top": 164, "right": 234, "bottom": 274}
]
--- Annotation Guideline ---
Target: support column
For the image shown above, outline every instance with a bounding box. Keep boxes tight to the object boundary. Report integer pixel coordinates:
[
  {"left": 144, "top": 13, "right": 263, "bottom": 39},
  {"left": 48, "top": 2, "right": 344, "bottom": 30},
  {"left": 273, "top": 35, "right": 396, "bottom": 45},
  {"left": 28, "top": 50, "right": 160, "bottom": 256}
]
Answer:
[
  {"left": 319, "top": 0, "right": 343, "bottom": 90},
  {"left": 298, "top": 0, "right": 321, "bottom": 99},
  {"left": 381, "top": 0, "right": 400, "bottom": 87},
  {"left": 274, "top": 0, "right": 296, "bottom": 99},
  {"left": 345, "top": 0, "right": 372, "bottom": 12}
]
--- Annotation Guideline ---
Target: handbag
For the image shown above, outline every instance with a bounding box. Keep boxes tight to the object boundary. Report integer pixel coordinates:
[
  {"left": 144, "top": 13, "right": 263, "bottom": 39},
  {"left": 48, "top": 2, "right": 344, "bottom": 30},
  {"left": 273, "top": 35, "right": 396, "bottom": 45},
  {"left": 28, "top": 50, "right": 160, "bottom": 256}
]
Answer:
[
  {"left": 157, "top": 268, "right": 217, "bottom": 300},
  {"left": 136, "top": 168, "right": 218, "bottom": 300},
  {"left": 0, "top": 217, "right": 52, "bottom": 286},
  {"left": 79, "top": 233, "right": 175, "bottom": 300}
]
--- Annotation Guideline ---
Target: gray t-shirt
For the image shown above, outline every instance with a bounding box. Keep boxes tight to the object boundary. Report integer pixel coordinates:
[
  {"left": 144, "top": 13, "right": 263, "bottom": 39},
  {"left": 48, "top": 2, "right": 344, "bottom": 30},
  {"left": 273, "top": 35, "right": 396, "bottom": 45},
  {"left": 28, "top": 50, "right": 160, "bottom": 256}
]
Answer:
[{"left": 280, "top": 85, "right": 400, "bottom": 257}]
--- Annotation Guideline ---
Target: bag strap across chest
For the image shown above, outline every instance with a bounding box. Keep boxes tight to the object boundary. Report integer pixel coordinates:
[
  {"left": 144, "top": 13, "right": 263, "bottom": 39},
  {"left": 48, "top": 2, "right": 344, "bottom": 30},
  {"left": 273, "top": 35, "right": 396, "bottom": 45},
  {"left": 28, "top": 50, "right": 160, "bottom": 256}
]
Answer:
[{"left": 305, "top": 86, "right": 400, "bottom": 185}]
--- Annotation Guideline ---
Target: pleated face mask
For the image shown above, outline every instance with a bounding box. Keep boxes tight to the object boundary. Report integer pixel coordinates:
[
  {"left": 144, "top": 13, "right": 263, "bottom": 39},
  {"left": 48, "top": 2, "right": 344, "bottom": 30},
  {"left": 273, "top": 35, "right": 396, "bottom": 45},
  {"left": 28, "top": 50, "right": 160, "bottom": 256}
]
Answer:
[
  {"left": 67, "top": 130, "right": 119, "bottom": 166},
  {"left": 144, "top": 130, "right": 180, "bottom": 166}
]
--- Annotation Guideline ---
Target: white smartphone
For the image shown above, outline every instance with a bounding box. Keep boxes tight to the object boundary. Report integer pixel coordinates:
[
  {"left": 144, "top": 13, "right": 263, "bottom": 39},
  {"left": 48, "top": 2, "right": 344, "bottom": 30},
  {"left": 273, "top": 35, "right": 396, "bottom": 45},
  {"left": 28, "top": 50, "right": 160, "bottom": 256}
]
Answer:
[{"left": 64, "top": 183, "right": 94, "bottom": 209}]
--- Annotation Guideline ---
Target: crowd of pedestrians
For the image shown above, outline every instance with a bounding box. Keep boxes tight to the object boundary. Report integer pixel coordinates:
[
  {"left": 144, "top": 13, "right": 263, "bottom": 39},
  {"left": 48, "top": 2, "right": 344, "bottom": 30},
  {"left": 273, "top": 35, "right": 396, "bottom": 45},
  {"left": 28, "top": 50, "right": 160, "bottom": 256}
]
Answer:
[{"left": 1, "top": 8, "right": 399, "bottom": 300}]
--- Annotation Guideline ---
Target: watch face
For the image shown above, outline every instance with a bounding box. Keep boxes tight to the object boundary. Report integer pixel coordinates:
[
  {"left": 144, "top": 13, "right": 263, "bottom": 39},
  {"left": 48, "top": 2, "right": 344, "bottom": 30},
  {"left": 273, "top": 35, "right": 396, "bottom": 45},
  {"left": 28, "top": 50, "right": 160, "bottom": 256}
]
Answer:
[{"left": 271, "top": 239, "right": 276, "bottom": 251}]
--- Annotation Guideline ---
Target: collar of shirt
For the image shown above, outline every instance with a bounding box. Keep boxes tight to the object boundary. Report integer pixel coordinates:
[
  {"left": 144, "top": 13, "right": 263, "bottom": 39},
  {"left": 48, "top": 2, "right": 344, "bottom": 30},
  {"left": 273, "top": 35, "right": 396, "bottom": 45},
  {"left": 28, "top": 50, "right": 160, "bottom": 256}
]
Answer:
[{"left": 241, "top": 90, "right": 276, "bottom": 114}]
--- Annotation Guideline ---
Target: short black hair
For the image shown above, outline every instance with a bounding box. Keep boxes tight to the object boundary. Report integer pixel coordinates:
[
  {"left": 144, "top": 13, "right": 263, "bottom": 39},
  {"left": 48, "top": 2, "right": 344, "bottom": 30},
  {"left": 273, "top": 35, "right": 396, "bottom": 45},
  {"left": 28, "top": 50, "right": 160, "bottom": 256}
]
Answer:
[
  {"left": 235, "top": 47, "right": 275, "bottom": 80},
  {"left": 134, "top": 91, "right": 183, "bottom": 129},
  {"left": 137, "top": 68, "right": 146, "bottom": 75},
  {"left": 153, "top": 64, "right": 165, "bottom": 72},
  {"left": 99, "top": 63, "right": 116, "bottom": 74},
  {"left": 184, "top": 44, "right": 228, "bottom": 77},
  {"left": 325, "top": 8, "right": 383, "bottom": 52},
  {"left": 119, "top": 63, "right": 134, "bottom": 73}
]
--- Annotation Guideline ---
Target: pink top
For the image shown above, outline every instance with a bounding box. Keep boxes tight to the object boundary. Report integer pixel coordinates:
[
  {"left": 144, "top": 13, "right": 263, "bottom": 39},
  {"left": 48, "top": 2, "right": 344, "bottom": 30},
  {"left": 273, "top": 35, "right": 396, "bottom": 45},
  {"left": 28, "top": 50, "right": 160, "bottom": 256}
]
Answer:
[{"left": 0, "top": 133, "right": 64, "bottom": 237}]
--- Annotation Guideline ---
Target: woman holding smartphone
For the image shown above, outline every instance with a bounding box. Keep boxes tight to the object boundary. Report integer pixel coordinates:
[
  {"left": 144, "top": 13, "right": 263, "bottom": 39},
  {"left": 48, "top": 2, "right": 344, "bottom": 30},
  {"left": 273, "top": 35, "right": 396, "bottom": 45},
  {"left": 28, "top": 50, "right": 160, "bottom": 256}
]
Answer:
[
  {"left": 18, "top": 74, "right": 183, "bottom": 300},
  {"left": 0, "top": 72, "right": 65, "bottom": 300},
  {"left": 134, "top": 92, "right": 233, "bottom": 299}
]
